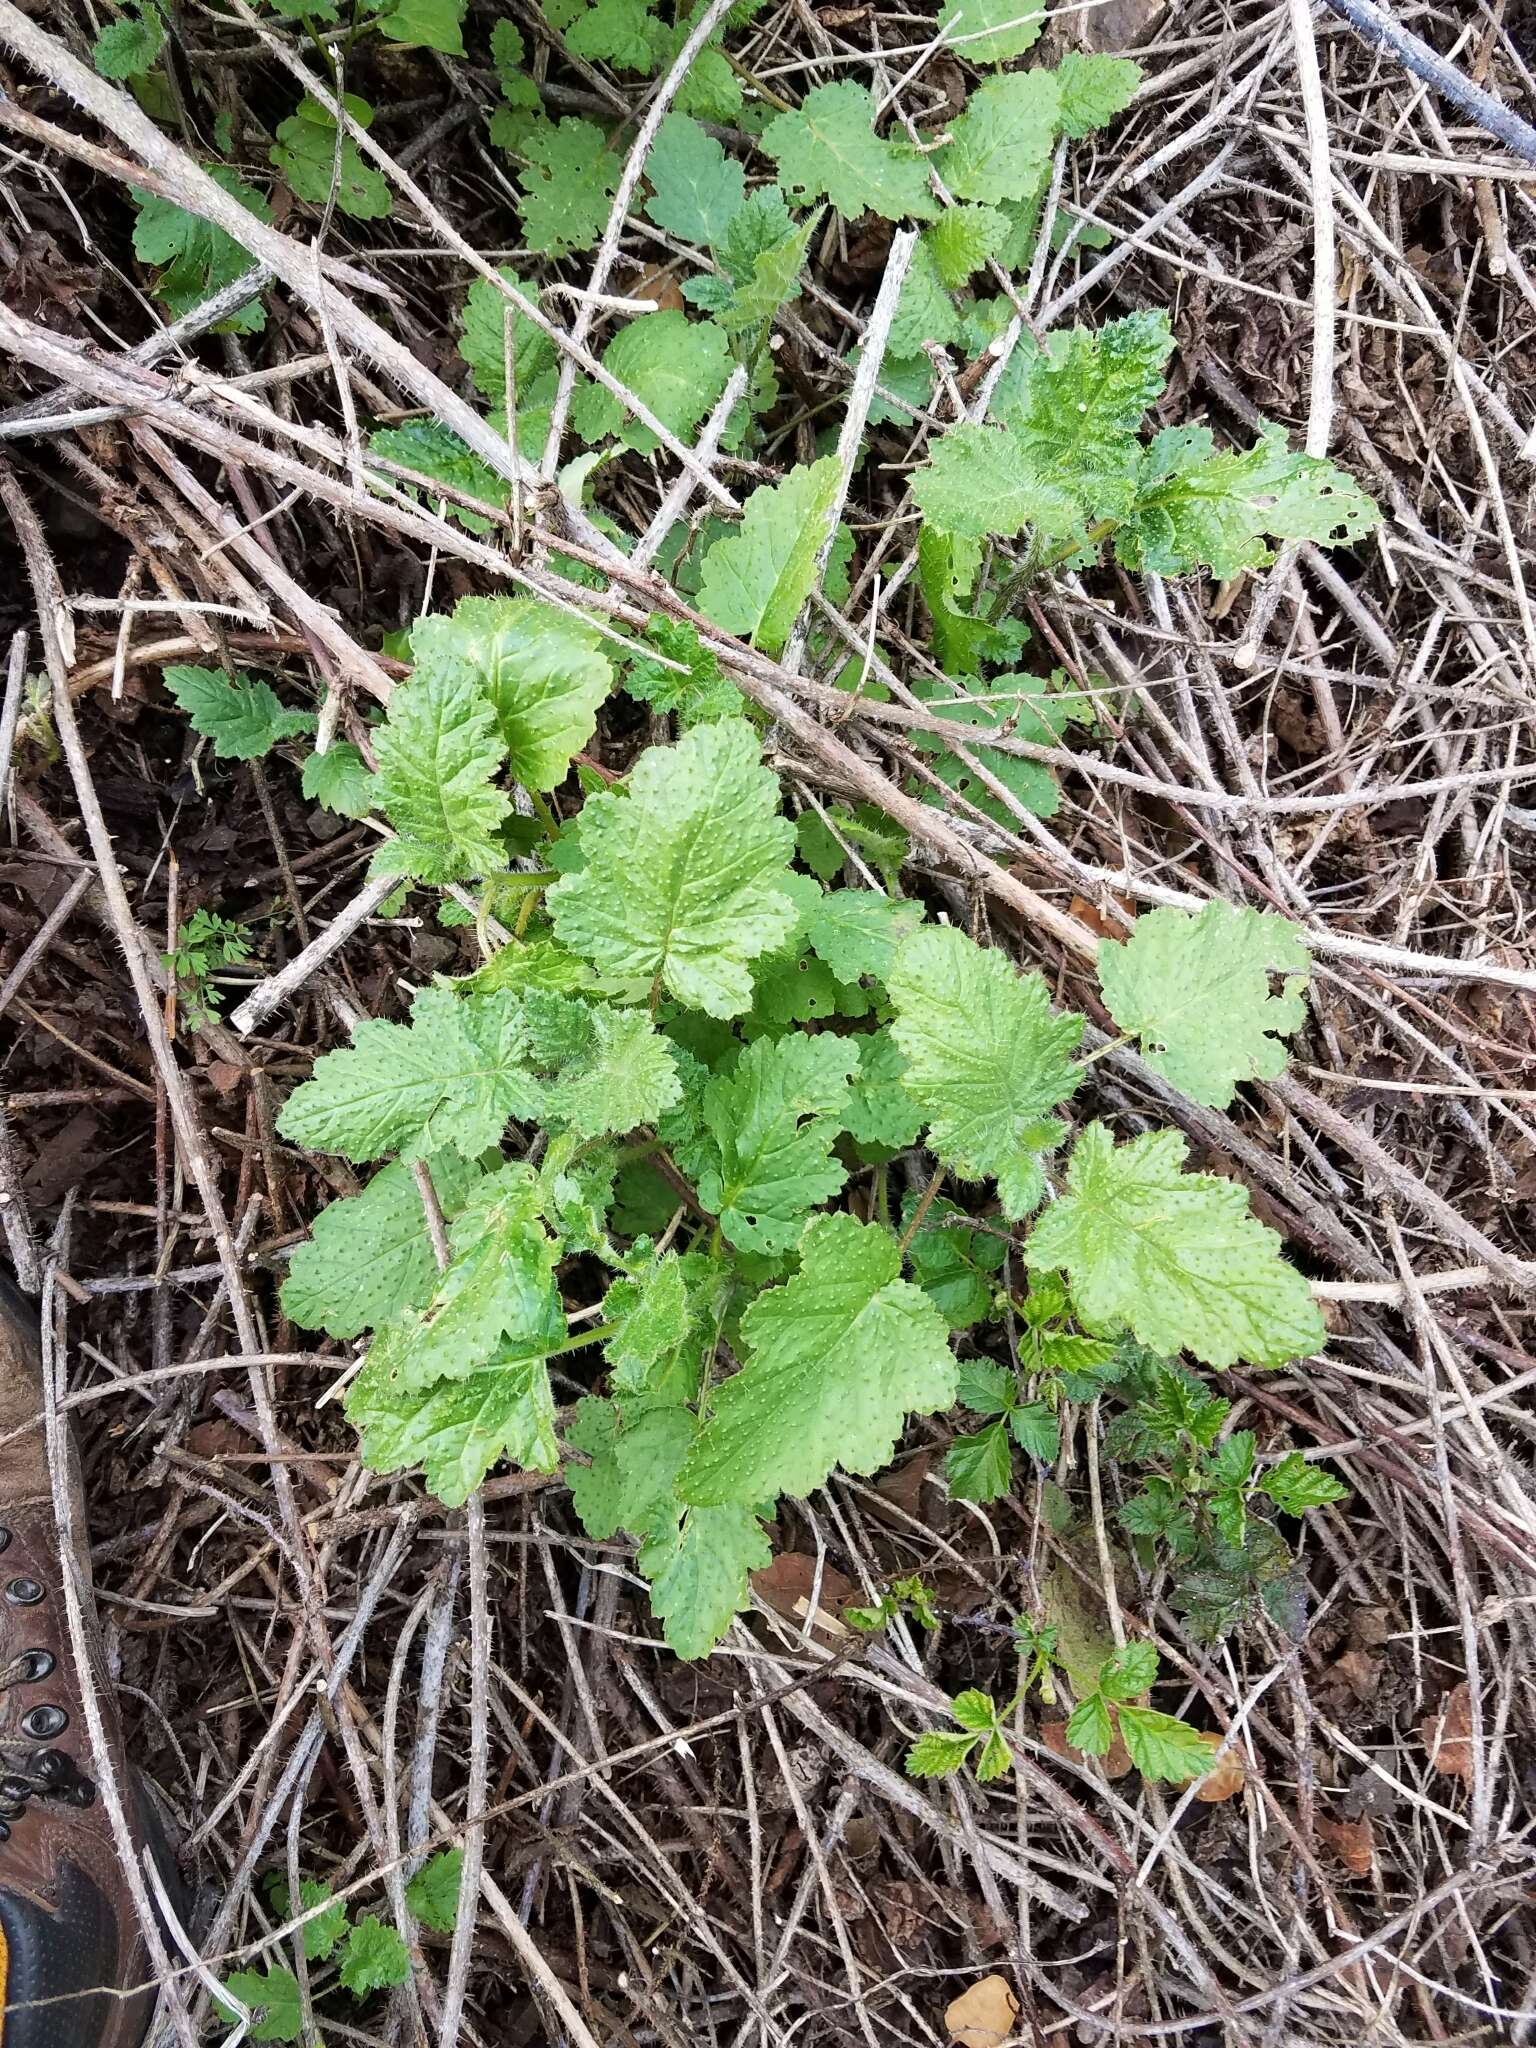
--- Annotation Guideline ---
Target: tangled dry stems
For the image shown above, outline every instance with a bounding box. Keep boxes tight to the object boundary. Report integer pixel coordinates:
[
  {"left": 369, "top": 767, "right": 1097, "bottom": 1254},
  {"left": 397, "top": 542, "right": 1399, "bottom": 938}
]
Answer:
[{"left": 1, "top": 0, "right": 1535, "bottom": 2041}]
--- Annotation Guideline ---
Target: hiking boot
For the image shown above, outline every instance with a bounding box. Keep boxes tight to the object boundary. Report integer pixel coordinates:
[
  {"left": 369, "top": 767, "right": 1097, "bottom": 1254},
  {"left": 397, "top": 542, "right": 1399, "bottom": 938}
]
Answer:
[{"left": 0, "top": 1267, "right": 164, "bottom": 2047}]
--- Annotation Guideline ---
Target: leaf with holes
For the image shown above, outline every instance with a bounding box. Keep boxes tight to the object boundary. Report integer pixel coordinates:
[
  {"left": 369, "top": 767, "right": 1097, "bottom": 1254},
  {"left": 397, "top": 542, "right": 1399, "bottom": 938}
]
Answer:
[
  {"left": 1097, "top": 902, "right": 1311, "bottom": 1108},
  {"left": 763, "top": 82, "right": 936, "bottom": 223}
]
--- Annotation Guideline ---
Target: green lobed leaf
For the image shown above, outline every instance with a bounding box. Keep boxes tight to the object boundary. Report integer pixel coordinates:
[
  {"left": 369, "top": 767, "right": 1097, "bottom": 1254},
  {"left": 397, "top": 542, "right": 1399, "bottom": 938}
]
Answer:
[
  {"left": 374, "top": 0, "right": 466, "bottom": 52},
  {"left": 916, "top": 528, "right": 1031, "bottom": 677},
  {"left": 946, "top": 1423, "right": 1013, "bottom": 1503},
  {"left": 1120, "top": 422, "right": 1380, "bottom": 580},
  {"left": 517, "top": 120, "right": 620, "bottom": 257},
  {"left": 339, "top": 1916, "right": 412, "bottom": 1997},
  {"left": 1098, "top": 902, "right": 1311, "bottom": 1108},
  {"left": 625, "top": 616, "right": 740, "bottom": 726},
  {"left": 937, "top": 0, "right": 1043, "bottom": 64},
  {"left": 905, "top": 1730, "right": 978, "bottom": 1777},
  {"left": 458, "top": 269, "right": 556, "bottom": 405},
  {"left": 949, "top": 1688, "right": 999, "bottom": 1733},
  {"left": 566, "top": 0, "right": 655, "bottom": 67},
  {"left": 1010, "top": 1401, "right": 1059, "bottom": 1460},
  {"left": 271, "top": 94, "right": 392, "bottom": 220},
  {"left": 281, "top": 1151, "right": 480, "bottom": 1338},
  {"left": 911, "top": 672, "right": 1074, "bottom": 827},
  {"left": 843, "top": 1030, "right": 924, "bottom": 1151},
  {"left": 887, "top": 237, "right": 960, "bottom": 357},
  {"left": 132, "top": 167, "right": 270, "bottom": 334},
  {"left": 1260, "top": 1452, "right": 1349, "bottom": 1515},
  {"left": 567, "top": 1394, "right": 695, "bottom": 1540},
  {"left": 383, "top": 1165, "right": 563, "bottom": 1392},
  {"left": 1115, "top": 1704, "right": 1214, "bottom": 1783},
  {"left": 549, "top": 1004, "right": 683, "bottom": 1138},
  {"left": 681, "top": 1212, "right": 957, "bottom": 1504},
  {"left": 1057, "top": 52, "right": 1141, "bottom": 138},
  {"left": 368, "top": 421, "right": 503, "bottom": 533},
  {"left": 1002, "top": 309, "right": 1174, "bottom": 522},
  {"left": 162, "top": 665, "right": 315, "bottom": 760},
  {"left": 927, "top": 204, "right": 1009, "bottom": 289},
  {"left": 370, "top": 663, "right": 511, "bottom": 884},
  {"left": 408, "top": 595, "right": 612, "bottom": 793},
  {"left": 1025, "top": 1123, "right": 1327, "bottom": 1368},
  {"left": 548, "top": 717, "right": 799, "bottom": 1017},
  {"left": 974, "top": 1728, "right": 1014, "bottom": 1781},
  {"left": 684, "top": 189, "right": 816, "bottom": 332},
  {"left": 639, "top": 1499, "right": 771, "bottom": 1657},
  {"left": 887, "top": 926, "right": 1084, "bottom": 1218},
  {"left": 347, "top": 1341, "right": 560, "bottom": 1505},
  {"left": 1098, "top": 1640, "right": 1159, "bottom": 1702},
  {"left": 762, "top": 82, "right": 937, "bottom": 223},
  {"left": 93, "top": 1, "right": 165, "bottom": 79},
  {"left": 571, "top": 310, "right": 733, "bottom": 454},
  {"left": 645, "top": 112, "right": 745, "bottom": 244},
  {"left": 912, "top": 420, "right": 1077, "bottom": 544},
  {"left": 906, "top": 1199, "right": 1007, "bottom": 1330},
  {"left": 692, "top": 1032, "right": 858, "bottom": 1253},
  {"left": 301, "top": 741, "right": 375, "bottom": 819},
  {"left": 277, "top": 988, "right": 541, "bottom": 1162},
  {"left": 216, "top": 1965, "right": 302, "bottom": 2043},
  {"left": 602, "top": 1253, "right": 697, "bottom": 1395},
  {"left": 697, "top": 457, "right": 843, "bottom": 656},
  {"left": 1064, "top": 1691, "right": 1113, "bottom": 1757},
  {"left": 937, "top": 71, "right": 1059, "bottom": 204},
  {"left": 405, "top": 1849, "right": 463, "bottom": 1933},
  {"left": 269, "top": 1877, "right": 348, "bottom": 1962},
  {"left": 804, "top": 890, "right": 924, "bottom": 983}
]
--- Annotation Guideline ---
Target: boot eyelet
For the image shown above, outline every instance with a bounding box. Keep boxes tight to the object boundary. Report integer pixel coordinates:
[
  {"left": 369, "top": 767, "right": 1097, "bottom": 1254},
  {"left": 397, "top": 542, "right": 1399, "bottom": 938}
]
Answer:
[
  {"left": 0, "top": 1529, "right": 11, "bottom": 1554},
  {"left": 68, "top": 1781, "right": 95, "bottom": 1808},
  {"left": 33, "top": 1750, "right": 70, "bottom": 1786},
  {"left": 0, "top": 1804, "right": 22, "bottom": 1822},
  {"left": 5, "top": 1579, "right": 43, "bottom": 1606},
  {"left": 0, "top": 1821, "right": 11, "bottom": 1841},
  {"left": 17, "top": 1651, "right": 53, "bottom": 1683},
  {"left": 0, "top": 1777, "right": 30, "bottom": 1802},
  {"left": 21, "top": 1706, "right": 66, "bottom": 1739}
]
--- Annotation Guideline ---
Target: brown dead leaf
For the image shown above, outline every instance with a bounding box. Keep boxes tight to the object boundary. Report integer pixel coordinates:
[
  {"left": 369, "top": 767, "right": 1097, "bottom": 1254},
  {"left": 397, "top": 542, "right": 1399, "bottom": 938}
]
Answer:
[
  {"left": 751, "top": 1553, "right": 858, "bottom": 1645},
  {"left": 872, "top": 1449, "right": 931, "bottom": 1523},
  {"left": 1069, "top": 892, "right": 1136, "bottom": 941},
  {"left": 1330, "top": 1648, "right": 1380, "bottom": 1703},
  {"left": 630, "top": 263, "right": 685, "bottom": 314},
  {"left": 1192, "top": 1739, "right": 1246, "bottom": 1803},
  {"left": 870, "top": 1878, "right": 924, "bottom": 1949},
  {"left": 1040, "top": 1716, "right": 1133, "bottom": 1780},
  {"left": 945, "top": 1974, "right": 1020, "bottom": 2048},
  {"left": 1316, "top": 1814, "right": 1375, "bottom": 1876},
  {"left": 1422, "top": 1682, "right": 1476, "bottom": 1785}
]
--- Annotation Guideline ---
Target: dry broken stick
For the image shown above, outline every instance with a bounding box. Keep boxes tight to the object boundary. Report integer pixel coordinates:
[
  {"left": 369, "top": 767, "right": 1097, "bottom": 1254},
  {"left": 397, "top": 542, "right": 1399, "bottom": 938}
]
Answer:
[{"left": 1321, "top": 0, "right": 1536, "bottom": 164}]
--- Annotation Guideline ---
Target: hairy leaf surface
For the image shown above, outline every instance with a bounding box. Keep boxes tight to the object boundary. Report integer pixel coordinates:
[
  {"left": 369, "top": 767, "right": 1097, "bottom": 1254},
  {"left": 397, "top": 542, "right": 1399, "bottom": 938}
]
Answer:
[
  {"left": 888, "top": 927, "right": 1083, "bottom": 1216},
  {"left": 409, "top": 595, "right": 611, "bottom": 791},
  {"left": 1025, "top": 1124, "right": 1326, "bottom": 1367},
  {"left": 549, "top": 718, "right": 798, "bottom": 1015},
  {"left": 1097, "top": 902, "right": 1310, "bottom": 1107},
  {"left": 681, "top": 1214, "right": 956, "bottom": 1503}
]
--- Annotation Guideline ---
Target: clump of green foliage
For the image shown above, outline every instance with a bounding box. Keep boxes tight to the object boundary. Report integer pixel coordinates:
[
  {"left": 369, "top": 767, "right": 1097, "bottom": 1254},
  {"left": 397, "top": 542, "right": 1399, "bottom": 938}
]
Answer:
[
  {"left": 217, "top": 1852, "right": 461, "bottom": 2041},
  {"left": 161, "top": 908, "right": 253, "bottom": 1029},
  {"left": 139, "top": 0, "right": 1371, "bottom": 1773}
]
